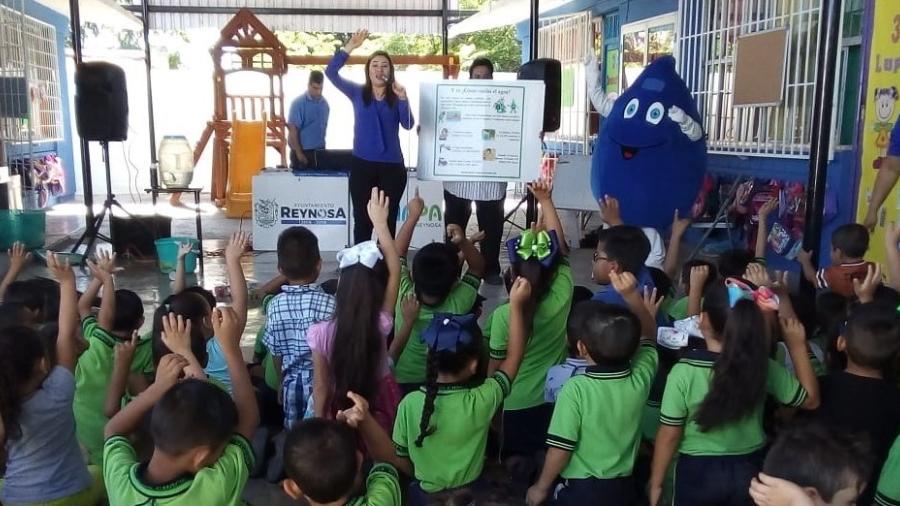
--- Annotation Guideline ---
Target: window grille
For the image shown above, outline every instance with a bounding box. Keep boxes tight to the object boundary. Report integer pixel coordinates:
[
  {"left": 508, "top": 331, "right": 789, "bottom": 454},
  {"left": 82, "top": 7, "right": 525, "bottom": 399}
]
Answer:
[
  {"left": 0, "top": 1, "right": 63, "bottom": 150},
  {"left": 537, "top": 11, "right": 596, "bottom": 156},
  {"left": 677, "top": 0, "right": 834, "bottom": 158}
]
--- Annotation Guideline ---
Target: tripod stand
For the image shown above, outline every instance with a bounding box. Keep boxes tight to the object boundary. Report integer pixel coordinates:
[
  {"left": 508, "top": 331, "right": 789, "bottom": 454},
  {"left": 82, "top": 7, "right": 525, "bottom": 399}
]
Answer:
[{"left": 71, "top": 141, "right": 134, "bottom": 259}]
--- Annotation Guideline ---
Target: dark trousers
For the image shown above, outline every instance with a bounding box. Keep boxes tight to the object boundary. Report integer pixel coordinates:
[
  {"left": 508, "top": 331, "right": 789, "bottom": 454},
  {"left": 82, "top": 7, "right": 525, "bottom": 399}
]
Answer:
[
  {"left": 290, "top": 149, "right": 321, "bottom": 170},
  {"left": 673, "top": 451, "right": 763, "bottom": 506},
  {"left": 554, "top": 476, "right": 636, "bottom": 506},
  {"left": 502, "top": 403, "right": 554, "bottom": 458},
  {"left": 443, "top": 190, "right": 504, "bottom": 275},
  {"left": 350, "top": 156, "right": 407, "bottom": 244}
]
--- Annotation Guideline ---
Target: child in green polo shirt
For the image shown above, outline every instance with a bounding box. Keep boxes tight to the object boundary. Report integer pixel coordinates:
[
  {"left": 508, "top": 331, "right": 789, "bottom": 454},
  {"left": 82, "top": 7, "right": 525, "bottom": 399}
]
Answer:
[
  {"left": 486, "top": 179, "right": 573, "bottom": 461},
  {"left": 650, "top": 280, "right": 821, "bottom": 506},
  {"left": 876, "top": 435, "right": 900, "bottom": 506},
  {"left": 526, "top": 270, "right": 659, "bottom": 506},
  {"left": 281, "top": 414, "right": 402, "bottom": 505},
  {"left": 392, "top": 189, "right": 485, "bottom": 392},
  {"left": 73, "top": 250, "right": 154, "bottom": 466},
  {"left": 388, "top": 277, "right": 530, "bottom": 504},
  {"left": 103, "top": 307, "right": 259, "bottom": 505}
]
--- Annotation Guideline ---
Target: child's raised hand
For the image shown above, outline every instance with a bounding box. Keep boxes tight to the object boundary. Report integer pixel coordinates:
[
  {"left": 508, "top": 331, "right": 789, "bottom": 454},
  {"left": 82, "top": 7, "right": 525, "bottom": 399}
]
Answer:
[
  {"left": 225, "top": 232, "right": 249, "bottom": 263},
  {"left": 176, "top": 241, "right": 194, "bottom": 260},
  {"left": 212, "top": 307, "right": 241, "bottom": 349},
  {"left": 408, "top": 187, "right": 425, "bottom": 218},
  {"left": 155, "top": 353, "right": 188, "bottom": 389},
  {"left": 46, "top": 251, "right": 74, "bottom": 285},
  {"left": 88, "top": 249, "right": 119, "bottom": 279},
  {"left": 771, "top": 270, "right": 790, "bottom": 295},
  {"left": 527, "top": 179, "right": 553, "bottom": 203},
  {"left": 758, "top": 198, "right": 778, "bottom": 220},
  {"left": 795, "top": 249, "right": 812, "bottom": 264},
  {"left": 468, "top": 230, "right": 486, "bottom": 244},
  {"left": 446, "top": 224, "right": 465, "bottom": 245},
  {"left": 671, "top": 209, "right": 692, "bottom": 238},
  {"left": 610, "top": 270, "right": 638, "bottom": 298},
  {"left": 852, "top": 263, "right": 882, "bottom": 304},
  {"left": 114, "top": 330, "right": 139, "bottom": 366},
  {"left": 599, "top": 194, "right": 623, "bottom": 226},
  {"left": 161, "top": 313, "right": 193, "bottom": 357},
  {"left": 642, "top": 286, "right": 664, "bottom": 318},
  {"left": 7, "top": 241, "right": 31, "bottom": 272},
  {"left": 509, "top": 276, "right": 532, "bottom": 306},
  {"left": 335, "top": 391, "right": 371, "bottom": 429},
  {"left": 400, "top": 293, "right": 420, "bottom": 323},
  {"left": 779, "top": 317, "right": 807, "bottom": 348},
  {"left": 689, "top": 264, "right": 710, "bottom": 290},
  {"left": 749, "top": 473, "right": 815, "bottom": 506},
  {"left": 744, "top": 263, "right": 772, "bottom": 287},
  {"left": 366, "top": 187, "right": 390, "bottom": 227}
]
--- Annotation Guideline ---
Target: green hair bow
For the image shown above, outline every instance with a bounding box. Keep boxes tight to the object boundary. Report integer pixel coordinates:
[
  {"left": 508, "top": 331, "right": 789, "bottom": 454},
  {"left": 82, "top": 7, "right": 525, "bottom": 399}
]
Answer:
[{"left": 507, "top": 229, "right": 559, "bottom": 267}]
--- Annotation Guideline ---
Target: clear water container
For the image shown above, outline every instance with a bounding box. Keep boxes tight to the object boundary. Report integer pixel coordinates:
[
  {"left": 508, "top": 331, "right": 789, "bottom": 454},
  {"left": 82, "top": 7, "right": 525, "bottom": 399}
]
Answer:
[{"left": 158, "top": 135, "right": 194, "bottom": 188}]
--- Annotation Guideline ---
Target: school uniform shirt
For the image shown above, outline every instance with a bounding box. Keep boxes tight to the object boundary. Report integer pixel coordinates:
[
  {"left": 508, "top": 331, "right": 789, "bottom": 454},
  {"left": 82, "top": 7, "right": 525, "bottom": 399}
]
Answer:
[
  {"left": 544, "top": 357, "right": 589, "bottom": 403},
  {"left": 876, "top": 435, "right": 900, "bottom": 506},
  {"left": 103, "top": 434, "right": 254, "bottom": 505},
  {"left": 252, "top": 295, "right": 280, "bottom": 391},
  {"left": 347, "top": 463, "right": 403, "bottom": 506},
  {"left": 392, "top": 371, "right": 512, "bottom": 492},
  {"left": 659, "top": 349, "right": 807, "bottom": 456},
  {"left": 812, "top": 371, "right": 900, "bottom": 505},
  {"left": 815, "top": 261, "right": 874, "bottom": 298},
  {"left": 1, "top": 366, "right": 93, "bottom": 504},
  {"left": 487, "top": 257, "right": 574, "bottom": 411},
  {"left": 73, "top": 315, "right": 155, "bottom": 465},
  {"left": 262, "top": 284, "right": 336, "bottom": 428},
  {"left": 393, "top": 257, "right": 481, "bottom": 385},
  {"left": 546, "top": 343, "right": 659, "bottom": 479}
]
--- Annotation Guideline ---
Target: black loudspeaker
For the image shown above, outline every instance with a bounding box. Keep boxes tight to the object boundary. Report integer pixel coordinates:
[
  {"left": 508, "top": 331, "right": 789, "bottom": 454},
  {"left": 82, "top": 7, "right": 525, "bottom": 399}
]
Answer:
[
  {"left": 517, "top": 58, "right": 562, "bottom": 132},
  {"left": 110, "top": 215, "right": 171, "bottom": 257},
  {"left": 75, "top": 62, "right": 129, "bottom": 141}
]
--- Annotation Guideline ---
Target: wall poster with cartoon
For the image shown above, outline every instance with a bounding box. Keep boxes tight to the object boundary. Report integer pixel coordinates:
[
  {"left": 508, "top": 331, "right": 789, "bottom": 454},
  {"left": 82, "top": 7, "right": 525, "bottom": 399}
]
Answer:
[{"left": 855, "top": 0, "right": 900, "bottom": 263}]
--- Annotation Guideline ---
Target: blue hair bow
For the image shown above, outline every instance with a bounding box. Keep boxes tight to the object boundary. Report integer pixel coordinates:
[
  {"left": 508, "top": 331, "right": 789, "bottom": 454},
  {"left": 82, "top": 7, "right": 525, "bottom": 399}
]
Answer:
[{"left": 421, "top": 313, "right": 478, "bottom": 352}]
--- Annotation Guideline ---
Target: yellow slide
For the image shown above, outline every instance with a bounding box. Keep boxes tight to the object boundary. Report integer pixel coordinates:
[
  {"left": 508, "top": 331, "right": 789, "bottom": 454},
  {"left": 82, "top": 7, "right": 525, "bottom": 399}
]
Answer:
[{"left": 226, "top": 115, "right": 266, "bottom": 218}]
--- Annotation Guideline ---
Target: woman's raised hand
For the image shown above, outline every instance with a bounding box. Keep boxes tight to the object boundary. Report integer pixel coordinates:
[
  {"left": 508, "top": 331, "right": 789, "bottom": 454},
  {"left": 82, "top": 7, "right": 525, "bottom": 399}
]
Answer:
[
  {"left": 345, "top": 29, "right": 369, "bottom": 52},
  {"left": 392, "top": 81, "right": 407, "bottom": 100}
]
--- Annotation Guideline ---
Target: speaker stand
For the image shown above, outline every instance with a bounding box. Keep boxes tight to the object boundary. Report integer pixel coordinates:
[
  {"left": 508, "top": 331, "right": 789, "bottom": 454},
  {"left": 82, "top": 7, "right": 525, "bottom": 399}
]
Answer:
[{"left": 71, "top": 141, "right": 134, "bottom": 260}]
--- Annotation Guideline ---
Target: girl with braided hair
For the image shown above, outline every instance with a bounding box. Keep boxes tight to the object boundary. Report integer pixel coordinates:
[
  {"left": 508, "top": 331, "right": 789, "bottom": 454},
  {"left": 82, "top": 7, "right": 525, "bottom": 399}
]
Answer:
[{"left": 389, "top": 277, "right": 531, "bottom": 505}]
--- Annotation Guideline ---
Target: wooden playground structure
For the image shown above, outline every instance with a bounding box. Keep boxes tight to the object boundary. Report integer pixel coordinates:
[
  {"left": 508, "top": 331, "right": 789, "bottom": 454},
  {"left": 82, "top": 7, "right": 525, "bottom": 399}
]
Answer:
[{"left": 194, "top": 8, "right": 461, "bottom": 210}]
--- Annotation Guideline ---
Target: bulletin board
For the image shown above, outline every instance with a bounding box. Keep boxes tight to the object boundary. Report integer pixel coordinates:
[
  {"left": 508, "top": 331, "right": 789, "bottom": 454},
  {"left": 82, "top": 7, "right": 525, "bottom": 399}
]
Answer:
[{"left": 732, "top": 28, "right": 789, "bottom": 107}]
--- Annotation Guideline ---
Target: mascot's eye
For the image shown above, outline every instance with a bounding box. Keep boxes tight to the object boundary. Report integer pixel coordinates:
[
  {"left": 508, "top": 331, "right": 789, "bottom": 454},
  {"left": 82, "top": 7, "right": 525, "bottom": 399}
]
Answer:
[
  {"left": 646, "top": 102, "right": 665, "bottom": 125},
  {"left": 624, "top": 99, "right": 640, "bottom": 119}
]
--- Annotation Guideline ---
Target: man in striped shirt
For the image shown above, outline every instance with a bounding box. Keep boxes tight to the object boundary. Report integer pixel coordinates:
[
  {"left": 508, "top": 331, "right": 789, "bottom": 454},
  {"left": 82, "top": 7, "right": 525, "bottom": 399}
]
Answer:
[{"left": 444, "top": 58, "right": 507, "bottom": 285}]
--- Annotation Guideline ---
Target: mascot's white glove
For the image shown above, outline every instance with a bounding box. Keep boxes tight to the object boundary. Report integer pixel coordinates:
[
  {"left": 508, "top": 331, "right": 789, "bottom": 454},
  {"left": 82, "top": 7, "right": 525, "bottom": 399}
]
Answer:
[
  {"left": 584, "top": 54, "right": 617, "bottom": 117},
  {"left": 668, "top": 105, "right": 703, "bottom": 141}
]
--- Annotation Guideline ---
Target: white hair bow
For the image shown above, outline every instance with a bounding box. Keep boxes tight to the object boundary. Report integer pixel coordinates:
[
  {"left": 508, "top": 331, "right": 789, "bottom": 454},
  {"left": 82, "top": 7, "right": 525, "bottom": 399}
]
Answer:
[{"left": 337, "top": 240, "right": 383, "bottom": 270}]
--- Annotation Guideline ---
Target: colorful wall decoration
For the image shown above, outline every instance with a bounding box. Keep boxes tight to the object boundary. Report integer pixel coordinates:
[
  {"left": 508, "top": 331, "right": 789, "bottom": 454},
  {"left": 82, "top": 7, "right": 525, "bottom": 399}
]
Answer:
[{"left": 855, "top": 0, "right": 900, "bottom": 263}]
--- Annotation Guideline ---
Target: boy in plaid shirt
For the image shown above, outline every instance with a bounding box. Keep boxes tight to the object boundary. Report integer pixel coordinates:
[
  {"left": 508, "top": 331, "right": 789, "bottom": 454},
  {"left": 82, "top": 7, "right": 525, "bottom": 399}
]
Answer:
[{"left": 263, "top": 226, "right": 335, "bottom": 428}]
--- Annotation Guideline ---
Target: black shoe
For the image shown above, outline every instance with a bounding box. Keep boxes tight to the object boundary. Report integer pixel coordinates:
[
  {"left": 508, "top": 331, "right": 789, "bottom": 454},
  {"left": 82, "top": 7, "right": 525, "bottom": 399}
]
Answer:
[{"left": 485, "top": 273, "right": 503, "bottom": 286}]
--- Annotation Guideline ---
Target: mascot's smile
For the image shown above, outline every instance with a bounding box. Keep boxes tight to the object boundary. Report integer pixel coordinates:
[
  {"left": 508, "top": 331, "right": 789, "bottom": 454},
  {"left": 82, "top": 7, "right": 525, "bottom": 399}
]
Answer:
[{"left": 611, "top": 136, "right": 665, "bottom": 161}]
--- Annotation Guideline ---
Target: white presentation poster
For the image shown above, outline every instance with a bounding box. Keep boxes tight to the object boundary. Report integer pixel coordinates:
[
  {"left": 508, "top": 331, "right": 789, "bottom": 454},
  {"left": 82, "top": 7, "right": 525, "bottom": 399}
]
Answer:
[{"left": 417, "top": 80, "right": 545, "bottom": 182}]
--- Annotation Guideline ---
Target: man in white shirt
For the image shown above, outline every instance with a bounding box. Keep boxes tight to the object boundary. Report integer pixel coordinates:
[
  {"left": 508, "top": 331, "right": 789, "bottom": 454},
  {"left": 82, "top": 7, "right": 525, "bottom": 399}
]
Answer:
[{"left": 444, "top": 58, "right": 506, "bottom": 285}]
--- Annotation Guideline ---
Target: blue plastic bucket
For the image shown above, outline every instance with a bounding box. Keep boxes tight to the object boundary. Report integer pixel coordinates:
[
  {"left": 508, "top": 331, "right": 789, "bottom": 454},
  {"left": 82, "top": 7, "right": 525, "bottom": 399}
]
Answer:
[{"left": 154, "top": 237, "right": 199, "bottom": 273}]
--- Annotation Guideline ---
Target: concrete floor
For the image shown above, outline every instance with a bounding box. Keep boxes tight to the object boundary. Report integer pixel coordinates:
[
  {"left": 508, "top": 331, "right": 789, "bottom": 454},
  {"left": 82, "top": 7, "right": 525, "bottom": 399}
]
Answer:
[{"left": 12, "top": 194, "right": 602, "bottom": 505}]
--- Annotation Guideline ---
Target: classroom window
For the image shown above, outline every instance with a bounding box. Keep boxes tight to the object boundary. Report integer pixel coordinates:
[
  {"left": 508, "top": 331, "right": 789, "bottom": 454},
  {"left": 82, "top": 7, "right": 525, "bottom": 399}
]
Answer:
[
  {"left": 0, "top": 4, "right": 63, "bottom": 145},
  {"left": 537, "top": 11, "right": 600, "bottom": 155},
  {"left": 677, "top": 0, "right": 837, "bottom": 158},
  {"left": 620, "top": 14, "right": 676, "bottom": 90}
]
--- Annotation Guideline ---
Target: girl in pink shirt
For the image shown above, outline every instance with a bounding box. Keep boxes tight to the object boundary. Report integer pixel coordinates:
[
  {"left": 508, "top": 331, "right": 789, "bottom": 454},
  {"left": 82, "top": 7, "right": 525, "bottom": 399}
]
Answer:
[{"left": 309, "top": 188, "right": 405, "bottom": 432}]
